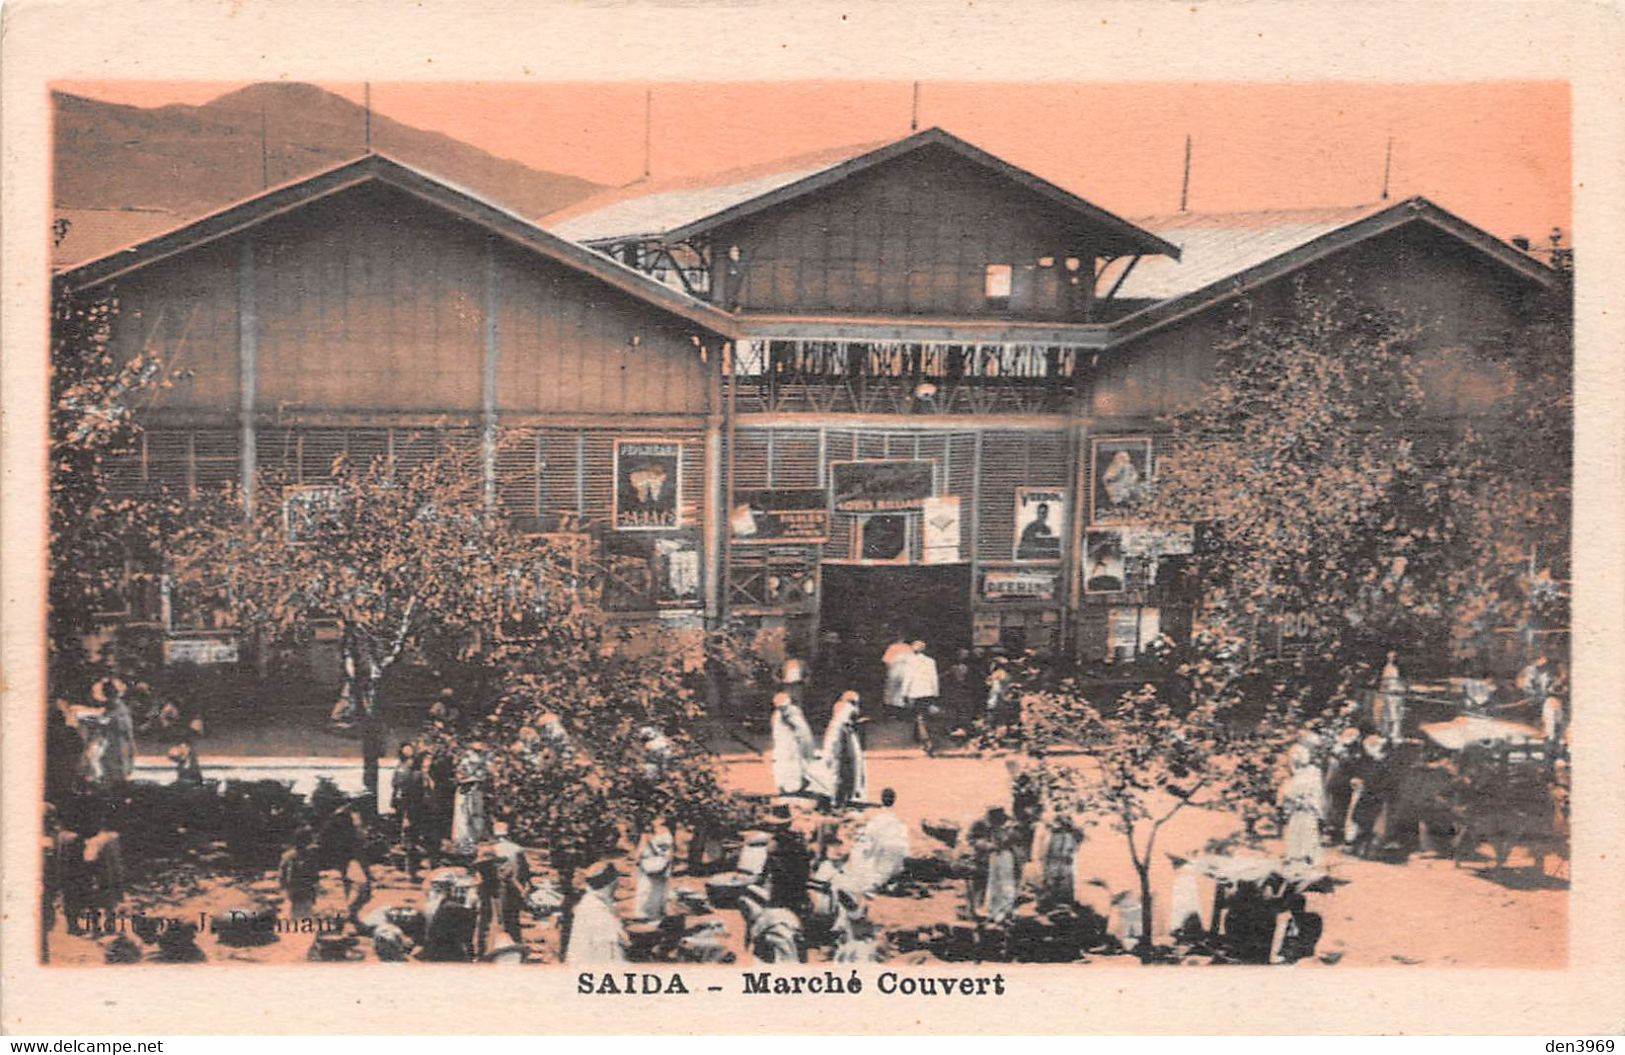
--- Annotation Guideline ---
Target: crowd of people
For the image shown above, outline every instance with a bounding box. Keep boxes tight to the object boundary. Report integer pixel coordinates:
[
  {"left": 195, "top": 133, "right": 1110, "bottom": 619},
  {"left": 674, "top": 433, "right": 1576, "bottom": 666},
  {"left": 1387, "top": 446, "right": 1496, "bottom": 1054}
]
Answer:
[{"left": 37, "top": 632, "right": 1568, "bottom": 967}]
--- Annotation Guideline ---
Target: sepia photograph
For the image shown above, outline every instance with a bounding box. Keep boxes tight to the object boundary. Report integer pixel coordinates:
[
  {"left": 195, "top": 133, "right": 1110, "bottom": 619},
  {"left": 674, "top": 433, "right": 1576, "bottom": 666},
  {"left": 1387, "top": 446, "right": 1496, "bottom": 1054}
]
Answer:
[{"left": 2, "top": 0, "right": 1621, "bottom": 1039}]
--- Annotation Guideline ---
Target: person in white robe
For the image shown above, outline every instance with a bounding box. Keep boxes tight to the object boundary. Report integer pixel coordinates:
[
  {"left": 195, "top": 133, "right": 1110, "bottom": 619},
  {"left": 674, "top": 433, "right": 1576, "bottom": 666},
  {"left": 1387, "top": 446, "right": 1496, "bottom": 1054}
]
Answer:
[
  {"left": 983, "top": 838, "right": 1018, "bottom": 924},
  {"left": 1375, "top": 651, "right": 1407, "bottom": 741},
  {"left": 817, "top": 692, "right": 868, "bottom": 809},
  {"left": 1166, "top": 858, "right": 1207, "bottom": 941},
  {"left": 567, "top": 861, "right": 627, "bottom": 964},
  {"left": 1541, "top": 694, "right": 1565, "bottom": 747},
  {"left": 770, "top": 692, "right": 817, "bottom": 795},
  {"left": 84, "top": 679, "right": 136, "bottom": 786},
  {"left": 830, "top": 889, "right": 888, "bottom": 963},
  {"left": 1034, "top": 813, "right": 1082, "bottom": 907},
  {"left": 844, "top": 787, "right": 910, "bottom": 894},
  {"left": 633, "top": 823, "right": 675, "bottom": 921},
  {"left": 1279, "top": 743, "right": 1327, "bottom": 866},
  {"left": 450, "top": 745, "right": 491, "bottom": 855},
  {"left": 881, "top": 639, "right": 912, "bottom": 711}
]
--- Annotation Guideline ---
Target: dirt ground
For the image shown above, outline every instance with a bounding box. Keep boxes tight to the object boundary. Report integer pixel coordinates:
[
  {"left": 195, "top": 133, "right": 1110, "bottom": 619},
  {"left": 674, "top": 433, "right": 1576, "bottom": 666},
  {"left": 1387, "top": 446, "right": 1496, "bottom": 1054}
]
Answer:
[{"left": 42, "top": 750, "right": 1566, "bottom": 968}]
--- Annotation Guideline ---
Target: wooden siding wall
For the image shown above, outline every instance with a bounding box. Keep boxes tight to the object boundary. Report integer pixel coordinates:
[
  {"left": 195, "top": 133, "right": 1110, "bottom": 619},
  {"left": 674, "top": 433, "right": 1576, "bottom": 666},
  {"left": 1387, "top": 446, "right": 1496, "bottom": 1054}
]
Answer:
[
  {"left": 100, "top": 182, "right": 713, "bottom": 421},
  {"left": 493, "top": 242, "right": 711, "bottom": 416},
  {"left": 105, "top": 240, "right": 241, "bottom": 416},
  {"left": 108, "top": 424, "right": 705, "bottom": 530},
  {"left": 712, "top": 146, "right": 1098, "bottom": 320},
  {"left": 1092, "top": 222, "right": 1542, "bottom": 421}
]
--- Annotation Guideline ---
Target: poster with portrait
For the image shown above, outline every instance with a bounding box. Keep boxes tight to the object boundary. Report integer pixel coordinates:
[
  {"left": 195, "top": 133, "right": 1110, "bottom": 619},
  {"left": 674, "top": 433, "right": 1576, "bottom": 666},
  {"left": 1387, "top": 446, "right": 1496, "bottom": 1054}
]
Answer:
[
  {"left": 1090, "top": 436, "right": 1152, "bottom": 522},
  {"left": 1084, "top": 527, "right": 1128, "bottom": 595},
  {"left": 1014, "top": 486, "right": 1068, "bottom": 562},
  {"left": 614, "top": 439, "right": 681, "bottom": 530}
]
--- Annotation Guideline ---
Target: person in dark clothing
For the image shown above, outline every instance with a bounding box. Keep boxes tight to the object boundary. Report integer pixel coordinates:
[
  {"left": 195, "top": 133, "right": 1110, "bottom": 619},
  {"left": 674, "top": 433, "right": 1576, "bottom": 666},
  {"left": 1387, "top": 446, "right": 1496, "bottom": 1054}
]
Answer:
[
  {"left": 762, "top": 812, "right": 812, "bottom": 915},
  {"left": 421, "top": 876, "right": 478, "bottom": 962},
  {"left": 424, "top": 746, "right": 457, "bottom": 864},
  {"left": 390, "top": 746, "right": 429, "bottom": 879},
  {"left": 944, "top": 649, "right": 976, "bottom": 733},
  {"left": 316, "top": 801, "right": 374, "bottom": 927},
  {"left": 1323, "top": 727, "right": 1362, "bottom": 844},
  {"left": 1009, "top": 761, "right": 1043, "bottom": 873},
  {"left": 474, "top": 829, "right": 531, "bottom": 955},
  {"left": 1275, "top": 894, "right": 1323, "bottom": 964},
  {"left": 278, "top": 826, "right": 321, "bottom": 919},
  {"left": 45, "top": 704, "right": 83, "bottom": 802},
  {"left": 1220, "top": 881, "right": 1278, "bottom": 964},
  {"left": 1348, "top": 735, "right": 1395, "bottom": 858}
]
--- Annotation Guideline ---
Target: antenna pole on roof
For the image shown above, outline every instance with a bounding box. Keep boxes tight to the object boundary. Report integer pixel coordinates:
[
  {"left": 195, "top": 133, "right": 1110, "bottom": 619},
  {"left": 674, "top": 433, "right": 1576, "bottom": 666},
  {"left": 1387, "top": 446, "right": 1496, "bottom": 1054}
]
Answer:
[
  {"left": 1179, "top": 134, "right": 1192, "bottom": 212},
  {"left": 1381, "top": 136, "right": 1394, "bottom": 200},
  {"left": 911, "top": 81, "right": 920, "bottom": 132},
  {"left": 365, "top": 82, "right": 373, "bottom": 153},
  {"left": 643, "top": 87, "right": 653, "bottom": 180}
]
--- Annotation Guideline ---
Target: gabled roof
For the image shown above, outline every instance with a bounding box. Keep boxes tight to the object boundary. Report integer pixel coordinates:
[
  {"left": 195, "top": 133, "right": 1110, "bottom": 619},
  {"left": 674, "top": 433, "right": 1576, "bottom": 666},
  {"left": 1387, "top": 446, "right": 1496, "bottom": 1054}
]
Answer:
[
  {"left": 547, "top": 126, "right": 1181, "bottom": 260},
  {"left": 53, "top": 206, "right": 183, "bottom": 270},
  {"left": 55, "top": 153, "right": 738, "bottom": 339},
  {"left": 1106, "top": 196, "right": 1559, "bottom": 344}
]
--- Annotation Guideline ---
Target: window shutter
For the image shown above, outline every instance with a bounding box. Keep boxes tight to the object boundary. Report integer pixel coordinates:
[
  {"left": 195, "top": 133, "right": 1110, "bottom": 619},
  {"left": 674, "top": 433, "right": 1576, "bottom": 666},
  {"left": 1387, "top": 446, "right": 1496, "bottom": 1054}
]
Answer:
[
  {"left": 770, "top": 429, "right": 821, "bottom": 488},
  {"left": 541, "top": 431, "right": 580, "bottom": 519},
  {"left": 192, "top": 428, "right": 239, "bottom": 493},
  {"left": 496, "top": 430, "right": 541, "bottom": 521}
]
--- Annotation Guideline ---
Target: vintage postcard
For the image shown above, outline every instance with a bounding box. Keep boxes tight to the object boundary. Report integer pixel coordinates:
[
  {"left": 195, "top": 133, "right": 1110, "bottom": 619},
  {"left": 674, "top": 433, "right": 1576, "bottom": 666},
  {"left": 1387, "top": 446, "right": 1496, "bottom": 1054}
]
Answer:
[{"left": 3, "top": 0, "right": 1623, "bottom": 1038}]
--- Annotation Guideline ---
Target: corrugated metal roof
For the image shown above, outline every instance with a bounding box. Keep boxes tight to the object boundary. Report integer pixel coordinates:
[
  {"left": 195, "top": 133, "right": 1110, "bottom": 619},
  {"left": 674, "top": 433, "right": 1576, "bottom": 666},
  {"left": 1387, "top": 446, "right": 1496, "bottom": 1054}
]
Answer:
[
  {"left": 53, "top": 207, "right": 183, "bottom": 269},
  {"left": 55, "top": 153, "right": 738, "bottom": 338},
  {"left": 546, "top": 140, "right": 887, "bottom": 243},
  {"left": 1100, "top": 203, "right": 1392, "bottom": 301},
  {"left": 545, "top": 128, "right": 1181, "bottom": 260}
]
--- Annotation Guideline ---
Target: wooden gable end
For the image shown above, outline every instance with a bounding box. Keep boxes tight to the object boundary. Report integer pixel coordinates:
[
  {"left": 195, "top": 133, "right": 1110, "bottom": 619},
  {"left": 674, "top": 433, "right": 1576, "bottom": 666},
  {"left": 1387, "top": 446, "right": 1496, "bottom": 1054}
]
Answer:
[
  {"left": 99, "top": 181, "right": 714, "bottom": 421},
  {"left": 709, "top": 143, "right": 1109, "bottom": 321},
  {"left": 1092, "top": 220, "right": 1559, "bottom": 422}
]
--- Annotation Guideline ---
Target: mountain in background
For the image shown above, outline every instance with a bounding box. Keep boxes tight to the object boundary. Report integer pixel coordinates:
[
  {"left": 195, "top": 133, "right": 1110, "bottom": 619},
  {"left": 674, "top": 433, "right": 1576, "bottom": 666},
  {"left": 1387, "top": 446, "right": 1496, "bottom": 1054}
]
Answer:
[{"left": 54, "top": 83, "right": 604, "bottom": 220}]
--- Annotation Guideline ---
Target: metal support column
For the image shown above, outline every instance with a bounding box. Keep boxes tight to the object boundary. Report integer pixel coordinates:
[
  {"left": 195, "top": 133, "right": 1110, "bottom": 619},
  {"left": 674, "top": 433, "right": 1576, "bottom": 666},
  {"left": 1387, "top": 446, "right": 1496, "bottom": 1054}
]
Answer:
[
  {"left": 237, "top": 237, "right": 257, "bottom": 518},
  {"left": 482, "top": 240, "right": 501, "bottom": 515}
]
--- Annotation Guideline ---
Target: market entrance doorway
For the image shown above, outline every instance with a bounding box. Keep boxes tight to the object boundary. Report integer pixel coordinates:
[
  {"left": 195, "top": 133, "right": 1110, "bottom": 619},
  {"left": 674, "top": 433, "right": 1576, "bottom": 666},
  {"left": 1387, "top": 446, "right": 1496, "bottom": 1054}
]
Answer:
[{"left": 816, "top": 564, "right": 972, "bottom": 704}]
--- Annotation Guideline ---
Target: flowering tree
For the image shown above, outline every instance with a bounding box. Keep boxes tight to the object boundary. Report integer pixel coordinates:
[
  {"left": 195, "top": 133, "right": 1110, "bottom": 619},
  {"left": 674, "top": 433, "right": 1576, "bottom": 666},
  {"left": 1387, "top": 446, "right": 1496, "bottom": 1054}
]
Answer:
[
  {"left": 167, "top": 437, "right": 580, "bottom": 798},
  {"left": 1146, "top": 279, "right": 1571, "bottom": 674},
  {"left": 48, "top": 284, "right": 173, "bottom": 697},
  {"left": 993, "top": 627, "right": 1313, "bottom": 961},
  {"left": 440, "top": 627, "right": 751, "bottom": 953}
]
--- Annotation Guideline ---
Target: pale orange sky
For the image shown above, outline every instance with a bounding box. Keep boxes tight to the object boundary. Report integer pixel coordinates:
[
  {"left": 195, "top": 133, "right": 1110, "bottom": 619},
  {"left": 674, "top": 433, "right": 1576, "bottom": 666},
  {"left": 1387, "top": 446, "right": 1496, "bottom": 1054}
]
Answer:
[{"left": 60, "top": 80, "right": 1570, "bottom": 239}]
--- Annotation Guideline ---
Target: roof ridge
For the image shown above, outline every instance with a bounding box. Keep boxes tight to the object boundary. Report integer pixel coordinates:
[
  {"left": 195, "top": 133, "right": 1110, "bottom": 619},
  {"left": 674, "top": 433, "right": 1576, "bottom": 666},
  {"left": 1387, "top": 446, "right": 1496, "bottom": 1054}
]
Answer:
[
  {"left": 543, "top": 135, "right": 899, "bottom": 224},
  {"left": 1132, "top": 202, "right": 1389, "bottom": 224}
]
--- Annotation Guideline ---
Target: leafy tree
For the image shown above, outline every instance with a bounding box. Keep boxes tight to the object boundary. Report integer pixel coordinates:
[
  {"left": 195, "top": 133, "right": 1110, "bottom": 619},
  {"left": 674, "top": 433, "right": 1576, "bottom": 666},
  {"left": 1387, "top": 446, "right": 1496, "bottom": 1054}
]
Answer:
[
  {"left": 1147, "top": 279, "right": 1570, "bottom": 676},
  {"left": 167, "top": 438, "right": 577, "bottom": 798},
  {"left": 1002, "top": 628, "right": 1306, "bottom": 962},
  {"left": 447, "top": 628, "right": 751, "bottom": 955},
  {"left": 47, "top": 281, "right": 196, "bottom": 714}
]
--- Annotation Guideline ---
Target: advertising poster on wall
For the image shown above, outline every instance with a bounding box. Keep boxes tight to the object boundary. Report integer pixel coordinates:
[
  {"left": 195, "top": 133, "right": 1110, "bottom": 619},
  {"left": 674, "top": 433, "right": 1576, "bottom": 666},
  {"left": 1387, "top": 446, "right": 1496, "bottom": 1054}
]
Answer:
[
  {"left": 982, "top": 567, "right": 1061, "bottom": 601},
  {"left": 1014, "top": 486, "right": 1068, "bottom": 562},
  {"left": 729, "top": 488, "right": 830, "bottom": 544},
  {"left": 922, "top": 494, "right": 962, "bottom": 564},
  {"left": 604, "top": 530, "right": 702, "bottom": 609},
  {"left": 830, "top": 459, "right": 934, "bottom": 513},
  {"left": 613, "top": 439, "right": 682, "bottom": 530},
  {"left": 1090, "top": 436, "right": 1152, "bottom": 522},
  {"left": 1084, "top": 527, "right": 1128, "bottom": 594},
  {"left": 855, "top": 513, "right": 910, "bottom": 564}
]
